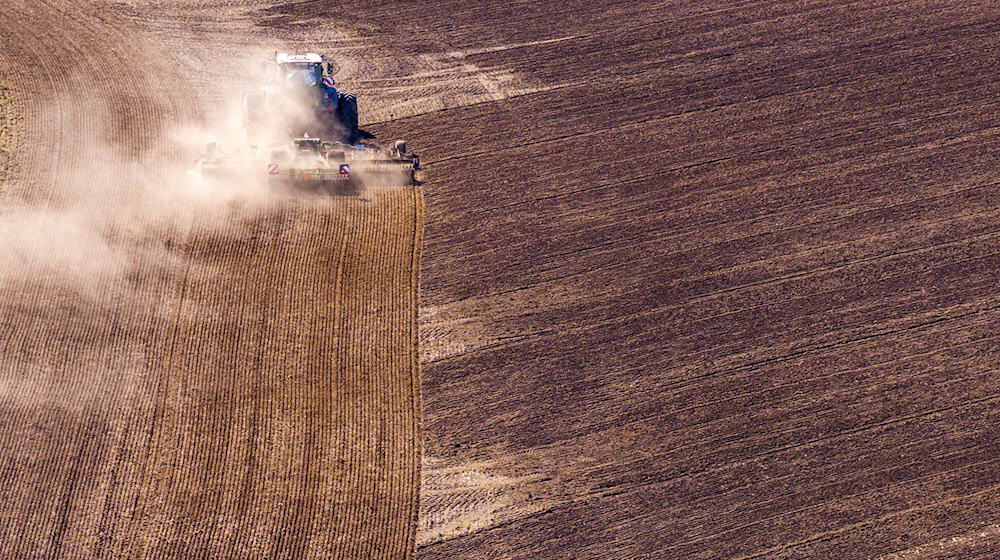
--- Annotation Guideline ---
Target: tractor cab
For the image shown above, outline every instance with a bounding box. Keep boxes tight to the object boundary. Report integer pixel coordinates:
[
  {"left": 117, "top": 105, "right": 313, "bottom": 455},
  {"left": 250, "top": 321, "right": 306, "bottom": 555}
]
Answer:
[
  {"left": 245, "top": 53, "right": 358, "bottom": 142},
  {"left": 275, "top": 54, "right": 334, "bottom": 88},
  {"left": 282, "top": 63, "right": 321, "bottom": 86},
  {"left": 273, "top": 53, "right": 339, "bottom": 112}
]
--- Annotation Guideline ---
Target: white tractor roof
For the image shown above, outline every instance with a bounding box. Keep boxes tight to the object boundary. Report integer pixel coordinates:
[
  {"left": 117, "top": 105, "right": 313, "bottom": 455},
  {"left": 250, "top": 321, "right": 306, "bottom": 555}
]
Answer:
[{"left": 276, "top": 53, "right": 323, "bottom": 65}]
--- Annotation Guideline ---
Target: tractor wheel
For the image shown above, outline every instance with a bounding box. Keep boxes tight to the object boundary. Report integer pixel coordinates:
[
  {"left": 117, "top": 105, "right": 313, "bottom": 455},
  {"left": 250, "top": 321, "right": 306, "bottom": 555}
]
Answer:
[{"left": 336, "top": 91, "right": 359, "bottom": 137}]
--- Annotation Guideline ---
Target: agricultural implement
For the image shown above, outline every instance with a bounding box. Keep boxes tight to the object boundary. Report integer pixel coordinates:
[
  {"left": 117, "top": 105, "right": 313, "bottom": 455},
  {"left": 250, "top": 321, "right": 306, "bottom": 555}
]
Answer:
[{"left": 196, "top": 134, "right": 420, "bottom": 192}]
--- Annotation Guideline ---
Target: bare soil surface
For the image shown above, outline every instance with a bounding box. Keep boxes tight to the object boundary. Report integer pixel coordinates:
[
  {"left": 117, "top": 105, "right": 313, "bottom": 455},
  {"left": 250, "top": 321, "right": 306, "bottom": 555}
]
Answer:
[{"left": 0, "top": 76, "right": 16, "bottom": 189}]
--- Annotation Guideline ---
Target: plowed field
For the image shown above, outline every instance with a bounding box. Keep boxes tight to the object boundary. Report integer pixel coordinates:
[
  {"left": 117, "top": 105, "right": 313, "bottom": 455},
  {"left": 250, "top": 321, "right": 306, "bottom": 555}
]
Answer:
[
  {"left": 358, "top": 1, "right": 1000, "bottom": 559},
  {"left": 3, "top": 1, "right": 1000, "bottom": 559}
]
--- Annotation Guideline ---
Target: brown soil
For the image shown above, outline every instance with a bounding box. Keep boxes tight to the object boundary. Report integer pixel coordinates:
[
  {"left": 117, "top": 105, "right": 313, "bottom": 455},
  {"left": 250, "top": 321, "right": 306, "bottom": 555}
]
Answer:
[{"left": 0, "top": 77, "right": 14, "bottom": 186}]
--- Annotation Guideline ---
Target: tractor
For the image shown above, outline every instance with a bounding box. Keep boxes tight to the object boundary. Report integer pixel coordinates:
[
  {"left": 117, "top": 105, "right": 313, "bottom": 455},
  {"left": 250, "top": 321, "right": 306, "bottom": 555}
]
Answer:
[{"left": 243, "top": 53, "right": 359, "bottom": 143}]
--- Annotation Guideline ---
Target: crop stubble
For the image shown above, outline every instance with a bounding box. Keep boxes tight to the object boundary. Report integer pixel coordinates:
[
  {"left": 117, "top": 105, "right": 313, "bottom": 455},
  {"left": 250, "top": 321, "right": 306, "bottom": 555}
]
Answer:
[
  {"left": 0, "top": 0, "right": 422, "bottom": 558},
  {"left": 125, "top": 191, "right": 423, "bottom": 557}
]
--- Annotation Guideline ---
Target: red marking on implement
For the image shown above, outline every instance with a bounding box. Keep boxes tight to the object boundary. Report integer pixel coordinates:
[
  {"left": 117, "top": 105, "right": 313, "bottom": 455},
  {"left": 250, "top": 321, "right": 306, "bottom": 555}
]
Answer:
[
  {"left": 323, "top": 76, "right": 335, "bottom": 87},
  {"left": 267, "top": 163, "right": 278, "bottom": 174},
  {"left": 339, "top": 164, "right": 350, "bottom": 175}
]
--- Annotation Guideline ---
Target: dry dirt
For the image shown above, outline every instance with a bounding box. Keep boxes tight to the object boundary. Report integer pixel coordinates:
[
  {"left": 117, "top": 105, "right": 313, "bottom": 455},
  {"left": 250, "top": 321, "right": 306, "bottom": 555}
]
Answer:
[{"left": 3, "top": 1, "right": 1000, "bottom": 559}]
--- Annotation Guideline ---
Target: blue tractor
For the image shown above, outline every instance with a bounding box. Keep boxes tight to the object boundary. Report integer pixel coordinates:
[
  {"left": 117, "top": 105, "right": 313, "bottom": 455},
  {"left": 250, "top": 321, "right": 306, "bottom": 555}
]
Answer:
[{"left": 243, "top": 53, "right": 359, "bottom": 142}]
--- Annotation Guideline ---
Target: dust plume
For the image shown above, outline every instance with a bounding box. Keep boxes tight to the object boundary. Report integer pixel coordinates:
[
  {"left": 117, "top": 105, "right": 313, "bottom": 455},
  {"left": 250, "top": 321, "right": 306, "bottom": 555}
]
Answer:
[
  {"left": 0, "top": 78, "right": 291, "bottom": 300},
  {"left": 0, "top": 55, "right": 299, "bottom": 414}
]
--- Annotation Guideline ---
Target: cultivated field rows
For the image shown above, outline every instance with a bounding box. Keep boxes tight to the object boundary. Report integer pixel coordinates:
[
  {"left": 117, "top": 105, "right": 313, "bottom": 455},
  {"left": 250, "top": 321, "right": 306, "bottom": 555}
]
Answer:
[
  {"left": 126, "top": 192, "right": 423, "bottom": 557},
  {"left": 0, "top": 0, "right": 424, "bottom": 558}
]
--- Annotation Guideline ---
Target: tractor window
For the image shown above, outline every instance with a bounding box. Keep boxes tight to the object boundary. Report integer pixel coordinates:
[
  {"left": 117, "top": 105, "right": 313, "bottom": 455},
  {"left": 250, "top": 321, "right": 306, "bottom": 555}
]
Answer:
[{"left": 284, "top": 65, "right": 318, "bottom": 86}]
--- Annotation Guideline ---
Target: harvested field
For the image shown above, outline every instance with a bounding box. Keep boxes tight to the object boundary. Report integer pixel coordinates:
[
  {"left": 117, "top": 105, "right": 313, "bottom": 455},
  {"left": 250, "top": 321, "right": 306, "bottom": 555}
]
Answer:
[{"left": 3, "top": 0, "right": 1000, "bottom": 559}]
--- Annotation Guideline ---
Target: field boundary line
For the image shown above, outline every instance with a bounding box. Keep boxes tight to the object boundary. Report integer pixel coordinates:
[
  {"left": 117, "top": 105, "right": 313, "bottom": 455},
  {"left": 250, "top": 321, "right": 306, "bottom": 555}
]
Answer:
[{"left": 408, "top": 186, "right": 426, "bottom": 559}]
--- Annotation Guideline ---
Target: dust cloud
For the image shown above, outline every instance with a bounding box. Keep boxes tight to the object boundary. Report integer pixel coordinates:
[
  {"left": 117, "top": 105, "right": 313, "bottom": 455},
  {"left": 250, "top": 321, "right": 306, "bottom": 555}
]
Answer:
[
  {"left": 0, "top": 45, "right": 372, "bottom": 413},
  {"left": 0, "top": 60, "right": 289, "bottom": 412},
  {"left": 0, "top": 75, "right": 291, "bottom": 301}
]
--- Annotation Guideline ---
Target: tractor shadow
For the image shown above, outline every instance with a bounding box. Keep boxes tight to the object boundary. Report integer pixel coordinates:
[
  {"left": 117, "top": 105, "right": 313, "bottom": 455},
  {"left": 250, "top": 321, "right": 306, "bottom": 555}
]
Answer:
[{"left": 349, "top": 128, "right": 377, "bottom": 143}]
